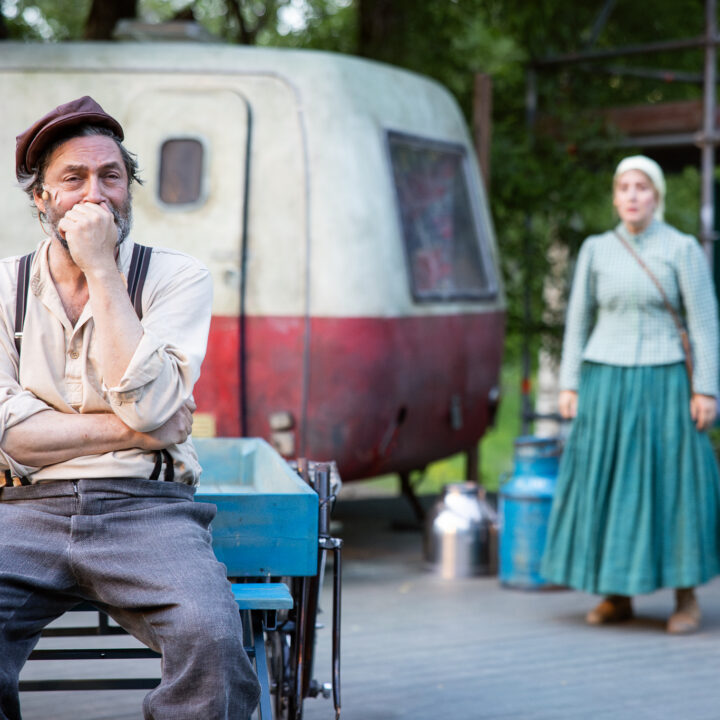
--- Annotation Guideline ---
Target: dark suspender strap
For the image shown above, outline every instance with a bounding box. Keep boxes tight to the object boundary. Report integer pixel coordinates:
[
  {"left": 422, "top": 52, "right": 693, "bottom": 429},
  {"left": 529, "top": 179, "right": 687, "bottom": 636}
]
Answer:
[
  {"left": 128, "top": 247, "right": 176, "bottom": 482},
  {"left": 127, "top": 244, "right": 152, "bottom": 321},
  {"left": 148, "top": 450, "right": 175, "bottom": 482},
  {"left": 9, "top": 253, "right": 34, "bottom": 485},
  {"left": 14, "top": 245, "right": 151, "bottom": 357},
  {"left": 14, "top": 252, "right": 35, "bottom": 355},
  {"left": 162, "top": 449, "right": 175, "bottom": 482},
  {"left": 149, "top": 452, "right": 163, "bottom": 480},
  {"left": 12, "top": 244, "right": 163, "bottom": 484},
  {"left": 3, "top": 470, "right": 29, "bottom": 487},
  {"left": 127, "top": 244, "right": 164, "bottom": 480}
]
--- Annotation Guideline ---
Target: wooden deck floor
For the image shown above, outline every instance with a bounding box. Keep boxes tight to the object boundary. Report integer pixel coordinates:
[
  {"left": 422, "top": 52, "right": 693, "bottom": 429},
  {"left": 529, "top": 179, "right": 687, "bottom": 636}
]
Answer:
[{"left": 18, "top": 491, "right": 720, "bottom": 720}]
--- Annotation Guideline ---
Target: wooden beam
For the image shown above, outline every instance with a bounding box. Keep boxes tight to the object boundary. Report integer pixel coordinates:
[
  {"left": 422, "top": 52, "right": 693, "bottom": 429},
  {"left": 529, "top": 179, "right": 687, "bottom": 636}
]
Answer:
[
  {"left": 538, "top": 99, "right": 720, "bottom": 141},
  {"left": 602, "top": 100, "right": 706, "bottom": 135}
]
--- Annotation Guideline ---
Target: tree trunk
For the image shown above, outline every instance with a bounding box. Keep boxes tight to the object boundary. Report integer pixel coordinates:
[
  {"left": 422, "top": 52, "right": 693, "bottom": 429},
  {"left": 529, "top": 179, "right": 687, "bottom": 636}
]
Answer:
[
  {"left": 84, "top": 0, "right": 139, "bottom": 40},
  {"left": 357, "top": 0, "right": 410, "bottom": 63},
  {"left": 224, "top": 0, "right": 279, "bottom": 45}
]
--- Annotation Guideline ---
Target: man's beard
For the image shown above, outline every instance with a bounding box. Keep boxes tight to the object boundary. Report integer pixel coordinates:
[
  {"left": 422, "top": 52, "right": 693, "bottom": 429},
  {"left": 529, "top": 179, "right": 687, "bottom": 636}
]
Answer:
[{"left": 45, "top": 196, "right": 133, "bottom": 252}]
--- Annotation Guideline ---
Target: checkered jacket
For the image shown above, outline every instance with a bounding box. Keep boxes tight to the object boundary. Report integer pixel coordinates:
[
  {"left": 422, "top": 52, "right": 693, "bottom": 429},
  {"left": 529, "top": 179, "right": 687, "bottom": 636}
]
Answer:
[{"left": 559, "top": 220, "right": 719, "bottom": 397}]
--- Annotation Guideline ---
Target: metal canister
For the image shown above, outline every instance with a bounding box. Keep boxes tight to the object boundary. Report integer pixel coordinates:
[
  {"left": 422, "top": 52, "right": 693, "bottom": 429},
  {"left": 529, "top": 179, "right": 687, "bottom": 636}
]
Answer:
[
  {"left": 424, "top": 482, "right": 498, "bottom": 579},
  {"left": 499, "top": 436, "right": 559, "bottom": 589}
]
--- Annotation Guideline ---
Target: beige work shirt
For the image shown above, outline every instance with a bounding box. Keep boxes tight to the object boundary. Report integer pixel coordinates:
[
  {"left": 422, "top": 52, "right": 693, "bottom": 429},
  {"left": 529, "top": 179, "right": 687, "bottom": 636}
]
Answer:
[{"left": 0, "top": 237, "right": 212, "bottom": 484}]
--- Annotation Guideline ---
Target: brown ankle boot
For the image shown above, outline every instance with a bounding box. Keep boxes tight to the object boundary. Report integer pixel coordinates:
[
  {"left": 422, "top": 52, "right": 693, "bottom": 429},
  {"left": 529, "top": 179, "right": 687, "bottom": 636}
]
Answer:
[
  {"left": 667, "top": 588, "right": 701, "bottom": 634},
  {"left": 586, "top": 595, "right": 633, "bottom": 625}
]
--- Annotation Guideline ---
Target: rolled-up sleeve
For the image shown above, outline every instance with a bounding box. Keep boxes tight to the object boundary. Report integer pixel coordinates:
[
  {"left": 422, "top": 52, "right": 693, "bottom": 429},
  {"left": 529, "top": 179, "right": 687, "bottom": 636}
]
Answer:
[
  {"left": 0, "top": 386, "right": 48, "bottom": 477},
  {"left": 677, "top": 238, "right": 719, "bottom": 397},
  {"left": 559, "top": 238, "right": 597, "bottom": 391},
  {"left": 0, "top": 279, "right": 53, "bottom": 475},
  {"left": 104, "top": 252, "right": 212, "bottom": 432}
]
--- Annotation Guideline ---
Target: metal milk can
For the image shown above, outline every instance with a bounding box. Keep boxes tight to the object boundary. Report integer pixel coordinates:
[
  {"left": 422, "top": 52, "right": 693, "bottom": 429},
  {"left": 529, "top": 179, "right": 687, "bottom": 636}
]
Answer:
[
  {"left": 499, "top": 436, "right": 559, "bottom": 589},
  {"left": 424, "top": 482, "right": 498, "bottom": 579}
]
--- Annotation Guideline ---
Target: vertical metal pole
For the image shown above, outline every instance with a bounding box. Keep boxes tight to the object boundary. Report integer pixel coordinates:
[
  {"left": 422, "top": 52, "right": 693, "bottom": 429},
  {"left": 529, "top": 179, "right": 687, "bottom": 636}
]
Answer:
[
  {"left": 701, "top": 0, "right": 717, "bottom": 264},
  {"left": 465, "top": 444, "right": 479, "bottom": 484},
  {"left": 585, "top": 0, "right": 617, "bottom": 49},
  {"left": 521, "top": 69, "right": 538, "bottom": 436},
  {"left": 472, "top": 73, "right": 493, "bottom": 192},
  {"left": 471, "top": 72, "right": 492, "bottom": 476},
  {"left": 332, "top": 544, "right": 342, "bottom": 720}
]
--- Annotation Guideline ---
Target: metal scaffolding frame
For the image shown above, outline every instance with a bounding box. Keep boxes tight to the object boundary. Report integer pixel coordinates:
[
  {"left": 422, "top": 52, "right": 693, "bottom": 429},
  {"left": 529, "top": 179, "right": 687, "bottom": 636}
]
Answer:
[{"left": 521, "top": 0, "right": 718, "bottom": 433}]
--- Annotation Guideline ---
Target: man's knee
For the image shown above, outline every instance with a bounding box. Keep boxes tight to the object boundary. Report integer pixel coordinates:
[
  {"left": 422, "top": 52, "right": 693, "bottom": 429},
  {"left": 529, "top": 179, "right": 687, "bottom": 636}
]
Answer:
[
  {"left": 160, "top": 599, "right": 247, "bottom": 664},
  {"left": 0, "top": 666, "right": 21, "bottom": 720},
  {"left": 148, "top": 603, "right": 261, "bottom": 719},
  {"left": 0, "top": 665, "right": 16, "bottom": 692}
]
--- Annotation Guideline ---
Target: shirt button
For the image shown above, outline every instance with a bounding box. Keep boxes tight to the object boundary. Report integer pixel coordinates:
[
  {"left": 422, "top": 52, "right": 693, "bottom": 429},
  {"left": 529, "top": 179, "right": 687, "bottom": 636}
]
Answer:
[{"left": 69, "top": 349, "right": 79, "bottom": 359}]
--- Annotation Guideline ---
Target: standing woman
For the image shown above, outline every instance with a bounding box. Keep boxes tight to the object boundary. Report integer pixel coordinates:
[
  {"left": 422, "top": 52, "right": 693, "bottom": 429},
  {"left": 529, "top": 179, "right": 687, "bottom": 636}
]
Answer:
[{"left": 541, "top": 155, "right": 720, "bottom": 634}]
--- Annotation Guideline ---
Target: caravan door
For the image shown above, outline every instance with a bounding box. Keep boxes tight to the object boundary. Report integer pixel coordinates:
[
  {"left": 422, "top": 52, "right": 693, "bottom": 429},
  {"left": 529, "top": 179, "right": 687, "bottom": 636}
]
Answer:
[{"left": 125, "top": 88, "right": 250, "bottom": 437}]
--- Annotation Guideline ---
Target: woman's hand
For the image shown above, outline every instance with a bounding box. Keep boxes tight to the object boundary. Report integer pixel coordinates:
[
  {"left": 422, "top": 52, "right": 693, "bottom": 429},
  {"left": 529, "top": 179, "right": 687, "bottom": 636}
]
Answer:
[
  {"left": 558, "top": 390, "right": 578, "bottom": 419},
  {"left": 690, "top": 393, "right": 717, "bottom": 431}
]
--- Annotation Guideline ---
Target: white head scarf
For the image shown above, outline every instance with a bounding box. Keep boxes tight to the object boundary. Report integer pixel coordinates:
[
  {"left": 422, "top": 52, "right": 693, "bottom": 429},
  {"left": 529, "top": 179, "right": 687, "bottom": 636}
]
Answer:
[{"left": 614, "top": 155, "right": 666, "bottom": 222}]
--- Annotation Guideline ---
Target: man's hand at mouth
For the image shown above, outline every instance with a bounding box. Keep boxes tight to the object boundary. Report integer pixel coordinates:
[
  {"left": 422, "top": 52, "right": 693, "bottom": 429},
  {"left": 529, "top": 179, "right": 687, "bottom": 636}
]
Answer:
[{"left": 57, "top": 201, "right": 119, "bottom": 274}]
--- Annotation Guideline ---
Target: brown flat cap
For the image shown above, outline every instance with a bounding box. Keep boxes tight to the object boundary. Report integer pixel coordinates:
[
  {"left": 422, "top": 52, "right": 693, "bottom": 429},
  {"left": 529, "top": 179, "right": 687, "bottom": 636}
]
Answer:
[{"left": 16, "top": 95, "right": 124, "bottom": 180}]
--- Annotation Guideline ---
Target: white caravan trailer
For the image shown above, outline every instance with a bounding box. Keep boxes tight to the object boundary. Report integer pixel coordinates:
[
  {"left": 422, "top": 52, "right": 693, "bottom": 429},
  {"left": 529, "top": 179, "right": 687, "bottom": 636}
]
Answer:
[{"left": 0, "top": 42, "right": 505, "bottom": 480}]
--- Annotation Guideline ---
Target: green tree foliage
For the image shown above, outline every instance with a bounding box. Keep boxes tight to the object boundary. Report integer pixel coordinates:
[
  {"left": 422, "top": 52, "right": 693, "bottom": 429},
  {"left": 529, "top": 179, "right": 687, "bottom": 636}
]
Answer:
[
  {"left": 0, "top": 0, "right": 709, "bottom": 357},
  {"left": 271, "top": 0, "right": 707, "bottom": 357},
  {"left": 269, "top": 0, "right": 356, "bottom": 53},
  {"left": 485, "top": 0, "right": 706, "bottom": 356},
  {"left": 0, "top": 0, "right": 89, "bottom": 40}
]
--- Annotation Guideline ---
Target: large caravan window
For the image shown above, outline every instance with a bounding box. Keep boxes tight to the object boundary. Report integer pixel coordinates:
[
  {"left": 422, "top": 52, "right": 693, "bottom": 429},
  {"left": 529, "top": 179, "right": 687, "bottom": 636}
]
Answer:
[
  {"left": 158, "top": 138, "right": 205, "bottom": 205},
  {"left": 387, "top": 131, "right": 496, "bottom": 302}
]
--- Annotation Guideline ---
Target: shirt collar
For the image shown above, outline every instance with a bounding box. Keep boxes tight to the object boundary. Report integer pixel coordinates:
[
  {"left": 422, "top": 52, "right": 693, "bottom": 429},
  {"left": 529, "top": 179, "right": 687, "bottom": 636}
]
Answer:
[
  {"left": 29, "top": 236, "right": 137, "bottom": 329},
  {"left": 31, "top": 236, "right": 136, "bottom": 284},
  {"left": 614, "top": 219, "right": 660, "bottom": 244}
]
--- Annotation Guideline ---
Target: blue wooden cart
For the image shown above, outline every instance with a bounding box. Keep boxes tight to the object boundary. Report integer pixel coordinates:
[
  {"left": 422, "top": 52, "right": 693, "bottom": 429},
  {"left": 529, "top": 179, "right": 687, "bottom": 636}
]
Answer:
[
  {"left": 20, "top": 437, "right": 343, "bottom": 720},
  {"left": 195, "top": 437, "right": 343, "bottom": 719}
]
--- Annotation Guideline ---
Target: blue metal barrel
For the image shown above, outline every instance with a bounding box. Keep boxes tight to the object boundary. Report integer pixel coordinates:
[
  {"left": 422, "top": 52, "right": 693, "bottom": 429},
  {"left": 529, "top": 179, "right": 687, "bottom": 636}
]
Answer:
[{"left": 499, "top": 436, "right": 559, "bottom": 589}]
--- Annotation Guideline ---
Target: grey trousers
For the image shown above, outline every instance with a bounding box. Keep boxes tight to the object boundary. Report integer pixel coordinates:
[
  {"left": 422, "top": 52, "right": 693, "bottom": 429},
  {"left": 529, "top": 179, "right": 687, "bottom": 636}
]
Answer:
[{"left": 0, "top": 478, "right": 260, "bottom": 720}]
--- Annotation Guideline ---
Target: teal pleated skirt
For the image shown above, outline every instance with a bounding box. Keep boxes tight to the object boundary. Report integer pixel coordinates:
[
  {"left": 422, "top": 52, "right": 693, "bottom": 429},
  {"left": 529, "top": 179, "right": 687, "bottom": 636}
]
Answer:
[{"left": 541, "top": 362, "right": 720, "bottom": 595}]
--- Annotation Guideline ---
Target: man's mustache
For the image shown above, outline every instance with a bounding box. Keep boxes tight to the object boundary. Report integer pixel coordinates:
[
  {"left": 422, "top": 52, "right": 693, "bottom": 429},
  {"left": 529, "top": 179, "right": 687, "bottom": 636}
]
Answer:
[{"left": 45, "top": 197, "right": 133, "bottom": 249}]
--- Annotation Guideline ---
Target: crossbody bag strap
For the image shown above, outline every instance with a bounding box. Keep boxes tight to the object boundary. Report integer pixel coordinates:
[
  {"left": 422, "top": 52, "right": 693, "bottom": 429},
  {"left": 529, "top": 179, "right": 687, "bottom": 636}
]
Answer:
[{"left": 613, "top": 229, "right": 694, "bottom": 391}]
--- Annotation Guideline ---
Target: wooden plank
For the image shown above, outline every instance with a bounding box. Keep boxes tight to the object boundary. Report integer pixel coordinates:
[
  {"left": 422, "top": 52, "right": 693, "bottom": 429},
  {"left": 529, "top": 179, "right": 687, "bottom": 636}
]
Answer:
[
  {"left": 194, "top": 437, "right": 316, "bottom": 494},
  {"left": 538, "top": 99, "right": 720, "bottom": 139},
  {"left": 194, "top": 438, "right": 319, "bottom": 577},
  {"left": 602, "top": 99, "right": 706, "bottom": 135},
  {"left": 232, "top": 583, "right": 293, "bottom": 610},
  {"left": 198, "top": 492, "right": 318, "bottom": 577}
]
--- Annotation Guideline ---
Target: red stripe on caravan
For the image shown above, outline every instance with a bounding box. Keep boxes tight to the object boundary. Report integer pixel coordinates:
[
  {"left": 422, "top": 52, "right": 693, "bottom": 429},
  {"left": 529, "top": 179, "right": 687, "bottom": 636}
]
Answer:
[
  {"left": 303, "top": 312, "right": 505, "bottom": 478},
  {"left": 194, "top": 316, "right": 241, "bottom": 436},
  {"left": 194, "top": 311, "right": 505, "bottom": 481},
  {"left": 194, "top": 315, "right": 305, "bottom": 438}
]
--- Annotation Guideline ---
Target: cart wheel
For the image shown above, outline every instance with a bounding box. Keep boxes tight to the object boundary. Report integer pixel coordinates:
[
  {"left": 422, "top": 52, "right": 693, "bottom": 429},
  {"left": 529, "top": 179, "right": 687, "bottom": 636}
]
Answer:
[{"left": 268, "top": 621, "right": 291, "bottom": 719}]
